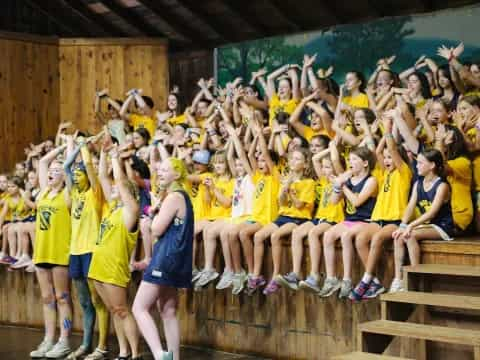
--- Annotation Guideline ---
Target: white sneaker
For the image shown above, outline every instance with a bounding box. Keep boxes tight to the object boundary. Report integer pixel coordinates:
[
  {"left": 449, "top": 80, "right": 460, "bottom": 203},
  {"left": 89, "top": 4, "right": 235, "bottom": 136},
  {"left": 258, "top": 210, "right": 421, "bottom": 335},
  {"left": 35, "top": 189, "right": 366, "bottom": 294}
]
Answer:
[
  {"left": 30, "top": 338, "right": 54, "bottom": 358},
  {"left": 389, "top": 278, "right": 405, "bottom": 293},
  {"left": 216, "top": 270, "right": 234, "bottom": 290},
  {"left": 25, "top": 262, "right": 36, "bottom": 272},
  {"left": 11, "top": 254, "right": 31, "bottom": 269},
  {"left": 231, "top": 270, "right": 248, "bottom": 295},
  {"left": 196, "top": 269, "right": 219, "bottom": 287},
  {"left": 45, "top": 338, "right": 71, "bottom": 358}
]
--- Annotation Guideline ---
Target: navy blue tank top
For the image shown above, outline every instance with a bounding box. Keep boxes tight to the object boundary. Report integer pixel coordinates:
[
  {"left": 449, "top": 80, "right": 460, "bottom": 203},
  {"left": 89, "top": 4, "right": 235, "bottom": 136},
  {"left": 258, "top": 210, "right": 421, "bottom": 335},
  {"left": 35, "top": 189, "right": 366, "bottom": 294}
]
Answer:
[
  {"left": 345, "top": 175, "right": 376, "bottom": 221},
  {"left": 416, "top": 177, "right": 454, "bottom": 234}
]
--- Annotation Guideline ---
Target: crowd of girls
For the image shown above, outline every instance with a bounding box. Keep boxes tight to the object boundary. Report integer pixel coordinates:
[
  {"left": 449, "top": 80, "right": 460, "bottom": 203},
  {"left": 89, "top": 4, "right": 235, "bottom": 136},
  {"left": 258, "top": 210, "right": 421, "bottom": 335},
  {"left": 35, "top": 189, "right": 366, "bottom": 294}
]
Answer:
[{"left": 0, "top": 41, "right": 479, "bottom": 359}]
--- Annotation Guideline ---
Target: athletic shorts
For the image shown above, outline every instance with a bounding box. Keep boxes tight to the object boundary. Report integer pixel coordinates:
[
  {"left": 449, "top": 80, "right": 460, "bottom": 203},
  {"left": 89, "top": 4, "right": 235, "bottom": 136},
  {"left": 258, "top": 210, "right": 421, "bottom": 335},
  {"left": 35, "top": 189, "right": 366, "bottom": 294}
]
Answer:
[
  {"left": 35, "top": 263, "right": 65, "bottom": 269},
  {"left": 22, "top": 216, "right": 36, "bottom": 222},
  {"left": 312, "top": 219, "right": 336, "bottom": 226},
  {"left": 273, "top": 215, "right": 307, "bottom": 227},
  {"left": 372, "top": 220, "right": 401, "bottom": 227},
  {"left": 69, "top": 253, "right": 93, "bottom": 279}
]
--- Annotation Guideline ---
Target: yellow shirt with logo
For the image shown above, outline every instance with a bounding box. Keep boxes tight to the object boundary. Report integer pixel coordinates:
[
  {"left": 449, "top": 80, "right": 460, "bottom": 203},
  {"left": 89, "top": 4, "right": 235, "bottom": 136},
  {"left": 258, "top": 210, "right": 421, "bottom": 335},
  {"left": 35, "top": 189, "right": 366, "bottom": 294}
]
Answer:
[
  {"left": 34, "top": 188, "right": 71, "bottom": 266},
  {"left": 70, "top": 186, "right": 103, "bottom": 255},
  {"left": 371, "top": 163, "right": 412, "bottom": 221},
  {"left": 250, "top": 168, "right": 280, "bottom": 225},
  {"left": 88, "top": 205, "right": 138, "bottom": 287},
  {"left": 208, "top": 176, "right": 234, "bottom": 220},
  {"left": 314, "top": 177, "right": 344, "bottom": 223},
  {"left": 268, "top": 93, "right": 299, "bottom": 127},
  {"left": 186, "top": 172, "right": 212, "bottom": 221},
  {"left": 278, "top": 178, "right": 316, "bottom": 219},
  {"left": 5, "top": 196, "right": 30, "bottom": 221},
  {"left": 342, "top": 93, "right": 369, "bottom": 108},
  {"left": 168, "top": 114, "right": 186, "bottom": 126}
]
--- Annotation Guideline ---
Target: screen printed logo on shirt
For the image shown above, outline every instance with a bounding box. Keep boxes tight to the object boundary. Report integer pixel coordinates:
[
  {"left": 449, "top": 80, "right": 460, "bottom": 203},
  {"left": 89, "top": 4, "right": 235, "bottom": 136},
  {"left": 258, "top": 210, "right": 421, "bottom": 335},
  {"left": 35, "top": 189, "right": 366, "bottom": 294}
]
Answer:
[{"left": 38, "top": 205, "right": 58, "bottom": 231}]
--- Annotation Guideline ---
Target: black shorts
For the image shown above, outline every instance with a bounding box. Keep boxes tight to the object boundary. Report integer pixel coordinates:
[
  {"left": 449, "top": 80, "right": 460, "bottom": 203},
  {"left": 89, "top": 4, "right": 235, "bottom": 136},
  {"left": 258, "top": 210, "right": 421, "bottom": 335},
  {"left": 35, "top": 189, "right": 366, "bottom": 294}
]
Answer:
[
  {"left": 273, "top": 216, "right": 307, "bottom": 227},
  {"left": 35, "top": 263, "right": 65, "bottom": 269},
  {"left": 312, "top": 219, "right": 336, "bottom": 226},
  {"left": 373, "top": 220, "right": 401, "bottom": 227}
]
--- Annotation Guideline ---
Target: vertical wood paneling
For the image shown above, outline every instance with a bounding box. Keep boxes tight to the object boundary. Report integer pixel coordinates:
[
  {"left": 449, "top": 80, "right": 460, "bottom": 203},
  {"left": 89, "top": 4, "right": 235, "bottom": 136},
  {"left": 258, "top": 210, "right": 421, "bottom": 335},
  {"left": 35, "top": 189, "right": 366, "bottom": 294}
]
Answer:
[
  {"left": 0, "top": 35, "right": 59, "bottom": 173},
  {"left": 59, "top": 39, "right": 168, "bottom": 134}
]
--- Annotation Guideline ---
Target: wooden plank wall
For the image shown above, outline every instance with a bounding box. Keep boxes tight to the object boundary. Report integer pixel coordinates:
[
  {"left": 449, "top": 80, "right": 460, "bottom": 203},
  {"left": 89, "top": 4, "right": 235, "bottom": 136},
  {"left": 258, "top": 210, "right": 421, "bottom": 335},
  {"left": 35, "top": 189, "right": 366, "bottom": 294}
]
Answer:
[
  {"left": 2, "top": 240, "right": 480, "bottom": 359},
  {"left": 169, "top": 50, "right": 213, "bottom": 109},
  {"left": 0, "top": 33, "right": 59, "bottom": 173},
  {"left": 58, "top": 38, "right": 169, "bottom": 134}
]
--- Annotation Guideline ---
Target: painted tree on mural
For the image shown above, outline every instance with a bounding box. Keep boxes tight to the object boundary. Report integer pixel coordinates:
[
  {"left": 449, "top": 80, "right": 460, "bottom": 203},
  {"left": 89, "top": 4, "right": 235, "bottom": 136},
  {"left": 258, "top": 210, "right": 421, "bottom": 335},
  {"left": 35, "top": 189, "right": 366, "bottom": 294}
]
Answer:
[
  {"left": 326, "top": 16, "right": 414, "bottom": 75},
  {"left": 217, "top": 37, "right": 302, "bottom": 86}
]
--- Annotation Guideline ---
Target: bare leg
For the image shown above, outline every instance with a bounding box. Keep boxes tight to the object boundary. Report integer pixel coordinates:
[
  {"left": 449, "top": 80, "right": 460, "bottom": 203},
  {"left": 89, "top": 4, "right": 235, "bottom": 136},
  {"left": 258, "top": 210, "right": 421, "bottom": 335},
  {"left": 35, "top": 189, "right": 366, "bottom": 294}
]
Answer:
[
  {"left": 52, "top": 266, "right": 72, "bottom": 341},
  {"left": 239, "top": 223, "right": 262, "bottom": 274},
  {"left": 219, "top": 223, "right": 234, "bottom": 272},
  {"left": 323, "top": 224, "right": 349, "bottom": 278},
  {"left": 36, "top": 267, "right": 57, "bottom": 341},
  {"left": 365, "top": 225, "right": 397, "bottom": 274},
  {"left": 291, "top": 222, "right": 314, "bottom": 276},
  {"left": 202, "top": 220, "right": 224, "bottom": 271},
  {"left": 270, "top": 223, "right": 297, "bottom": 278},
  {"left": 252, "top": 224, "right": 278, "bottom": 277},
  {"left": 306, "top": 223, "right": 331, "bottom": 277},
  {"left": 228, "top": 223, "right": 248, "bottom": 273},
  {"left": 158, "top": 287, "right": 180, "bottom": 360}
]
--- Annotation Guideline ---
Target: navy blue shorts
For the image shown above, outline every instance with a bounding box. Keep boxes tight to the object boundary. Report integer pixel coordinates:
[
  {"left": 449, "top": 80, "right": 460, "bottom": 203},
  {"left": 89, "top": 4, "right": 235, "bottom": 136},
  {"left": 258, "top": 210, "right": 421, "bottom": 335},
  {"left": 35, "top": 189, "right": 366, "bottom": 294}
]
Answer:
[
  {"left": 22, "top": 216, "right": 36, "bottom": 222},
  {"left": 273, "top": 215, "right": 307, "bottom": 227},
  {"left": 312, "top": 219, "right": 336, "bottom": 226},
  {"left": 373, "top": 220, "right": 401, "bottom": 227},
  {"left": 69, "top": 253, "right": 93, "bottom": 279}
]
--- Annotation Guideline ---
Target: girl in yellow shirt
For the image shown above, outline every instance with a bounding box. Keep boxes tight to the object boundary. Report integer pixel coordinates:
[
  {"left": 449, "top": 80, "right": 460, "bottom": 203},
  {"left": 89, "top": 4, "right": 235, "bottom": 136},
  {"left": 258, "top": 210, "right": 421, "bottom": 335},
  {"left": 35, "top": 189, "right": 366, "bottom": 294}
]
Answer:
[
  {"left": 277, "top": 140, "right": 345, "bottom": 293},
  {"left": 248, "top": 148, "right": 315, "bottom": 295},
  {"left": 194, "top": 151, "right": 234, "bottom": 289},
  {"left": 341, "top": 71, "right": 369, "bottom": 109},
  {"left": 350, "top": 114, "right": 412, "bottom": 301},
  {"left": 88, "top": 144, "right": 142, "bottom": 360},
  {"left": 30, "top": 144, "right": 74, "bottom": 359}
]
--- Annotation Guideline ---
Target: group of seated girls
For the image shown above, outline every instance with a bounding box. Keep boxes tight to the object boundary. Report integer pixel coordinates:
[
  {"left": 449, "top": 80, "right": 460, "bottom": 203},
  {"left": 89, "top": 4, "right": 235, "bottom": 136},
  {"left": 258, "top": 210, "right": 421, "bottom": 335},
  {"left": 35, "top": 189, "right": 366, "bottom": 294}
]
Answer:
[{"left": 1, "top": 42, "right": 479, "bottom": 307}]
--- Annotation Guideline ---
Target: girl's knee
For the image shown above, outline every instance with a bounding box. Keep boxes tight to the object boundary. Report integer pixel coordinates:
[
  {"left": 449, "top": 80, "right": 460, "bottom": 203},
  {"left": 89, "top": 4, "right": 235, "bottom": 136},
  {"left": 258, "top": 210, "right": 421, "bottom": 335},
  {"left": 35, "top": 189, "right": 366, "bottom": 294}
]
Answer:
[{"left": 55, "top": 291, "right": 71, "bottom": 306}]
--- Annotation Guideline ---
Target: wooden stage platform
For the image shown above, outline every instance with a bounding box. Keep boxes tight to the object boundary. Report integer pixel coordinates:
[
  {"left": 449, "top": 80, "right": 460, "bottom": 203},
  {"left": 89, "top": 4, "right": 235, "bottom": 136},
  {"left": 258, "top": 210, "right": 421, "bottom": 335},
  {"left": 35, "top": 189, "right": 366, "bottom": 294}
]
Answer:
[{"left": 1, "top": 238, "right": 479, "bottom": 359}]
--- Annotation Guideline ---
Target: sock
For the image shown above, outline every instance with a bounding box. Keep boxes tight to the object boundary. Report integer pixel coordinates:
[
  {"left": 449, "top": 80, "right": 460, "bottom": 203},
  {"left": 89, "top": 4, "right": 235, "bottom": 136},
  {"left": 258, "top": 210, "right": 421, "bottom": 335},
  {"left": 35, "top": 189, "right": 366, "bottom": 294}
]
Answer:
[
  {"left": 361, "top": 273, "right": 373, "bottom": 284},
  {"left": 342, "top": 277, "right": 351, "bottom": 282},
  {"left": 372, "top": 277, "right": 381, "bottom": 284}
]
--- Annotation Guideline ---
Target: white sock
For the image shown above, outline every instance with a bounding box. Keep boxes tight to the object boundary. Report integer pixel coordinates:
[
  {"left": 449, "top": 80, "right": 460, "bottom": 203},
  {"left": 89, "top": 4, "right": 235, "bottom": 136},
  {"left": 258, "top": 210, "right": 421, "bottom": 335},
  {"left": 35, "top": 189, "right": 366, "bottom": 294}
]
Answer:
[{"left": 361, "top": 273, "right": 373, "bottom": 283}]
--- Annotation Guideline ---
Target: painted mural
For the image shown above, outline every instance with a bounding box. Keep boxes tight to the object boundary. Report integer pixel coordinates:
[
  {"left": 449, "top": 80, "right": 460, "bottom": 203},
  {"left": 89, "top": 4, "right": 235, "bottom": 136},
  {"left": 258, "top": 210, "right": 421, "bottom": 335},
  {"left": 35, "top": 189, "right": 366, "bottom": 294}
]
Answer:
[{"left": 216, "top": 4, "right": 480, "bottom": 86}]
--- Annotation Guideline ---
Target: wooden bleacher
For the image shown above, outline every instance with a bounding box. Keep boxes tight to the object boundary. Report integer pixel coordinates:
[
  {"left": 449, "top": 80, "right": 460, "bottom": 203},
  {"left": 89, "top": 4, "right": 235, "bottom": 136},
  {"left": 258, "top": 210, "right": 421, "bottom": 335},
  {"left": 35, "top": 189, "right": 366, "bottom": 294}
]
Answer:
[{"left": 0, "top": 238, "right": 480, "bottom": 359}]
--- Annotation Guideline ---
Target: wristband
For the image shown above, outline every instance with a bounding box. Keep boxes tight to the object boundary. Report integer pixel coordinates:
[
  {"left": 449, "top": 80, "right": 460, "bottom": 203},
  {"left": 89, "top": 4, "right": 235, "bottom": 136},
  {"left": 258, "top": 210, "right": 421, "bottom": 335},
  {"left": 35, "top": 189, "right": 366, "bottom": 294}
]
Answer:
[
  {"left": 333, "top": 185, "right": 342, "bottom": 194},
  {"left": 399, "top": 223, "right": 408, "bottom": 229}
]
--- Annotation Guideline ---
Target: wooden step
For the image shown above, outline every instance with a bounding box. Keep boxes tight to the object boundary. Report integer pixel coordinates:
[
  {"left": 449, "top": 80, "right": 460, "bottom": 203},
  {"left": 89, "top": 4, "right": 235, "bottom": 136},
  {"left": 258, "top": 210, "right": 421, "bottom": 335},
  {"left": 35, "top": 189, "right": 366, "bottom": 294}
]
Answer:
[
  {"left": 332, "top": 351, "right": 414, "bottom": 359},
  {"left": 404, "top": 264, "right": 480, "bottom": 277},
  {"left": 359, "top": 320, "right": 480, "bottom": 346},
  {"left": 381, "top": 291, "right": 480, "bottom": 311}
]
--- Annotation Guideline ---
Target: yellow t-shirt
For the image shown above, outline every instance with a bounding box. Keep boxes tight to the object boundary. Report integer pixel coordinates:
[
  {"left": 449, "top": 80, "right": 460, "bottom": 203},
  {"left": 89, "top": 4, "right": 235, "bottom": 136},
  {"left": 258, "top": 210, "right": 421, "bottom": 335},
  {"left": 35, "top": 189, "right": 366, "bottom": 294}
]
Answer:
[
  {"left": 88, "top": 205, "right": 138, "bottom": 288},
  {"left": 342, "top": 93, "right": 369, "bottom": 108},
  {"left": 371, "top": 163, "right": 412, "bottom": 221},
  {"left": 5, "top": 196, "right": 29, "bottom": 221},
  {"left": 278, "top": 178, "right": 316, "bottom": 219},
  {"left": 303, "top": 126, "right": 333, "bottom": 141},
  {"left": 130, "top": 114, "right": 156, "bottom": 139},
  {"left": 250, "top": 168, "right": 280, "bottom": 225},
  {"left": 268, "top": 93, "right": 299, "bottom": 127},
  {"left": 314, "top": 177, "right": 344, "bottom": 223},
  {"left": 467, "top": 127, "right": 480, "bottom": 192},
  {"left": 168, "top": 114, "right": 186, "bottom": 126},
  {"left": 34, "top": 188, "right": 71, "bottom": 266},
  {"left": 447, "top": 156, "right": 473, "bottom": 230},
  {"left": 208, "top": 177, "right": 234, "bottom": 220},
  {"left": 186, "top": 172, "right": 212, "bottom": 221},
  {"left": 70, "top": 186, "right": 103, "bottom": 255}
]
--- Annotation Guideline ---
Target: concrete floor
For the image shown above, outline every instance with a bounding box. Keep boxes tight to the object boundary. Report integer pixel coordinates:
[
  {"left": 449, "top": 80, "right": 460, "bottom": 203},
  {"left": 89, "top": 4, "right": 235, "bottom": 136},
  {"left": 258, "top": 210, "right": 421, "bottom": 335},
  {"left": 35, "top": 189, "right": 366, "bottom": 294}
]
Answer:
[{"left": 0, "top": 326, "right": 267, "bottom": 359}]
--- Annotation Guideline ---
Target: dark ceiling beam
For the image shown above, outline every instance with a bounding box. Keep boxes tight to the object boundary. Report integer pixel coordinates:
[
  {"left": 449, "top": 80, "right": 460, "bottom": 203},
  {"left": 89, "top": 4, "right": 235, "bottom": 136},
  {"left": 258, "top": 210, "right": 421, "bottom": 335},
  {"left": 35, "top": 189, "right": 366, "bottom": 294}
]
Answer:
[
  {"left": 136, "top": 0, "right": 209, "bottom": 45},
  {"left": 219, "top": 2, "right": 268, "bottom": 37},
  {"left": 176, "top": 0, "right": 232, "bottom": 43},
  {"left": 24, "top": 0, "right": 83, "bottom": 36},
  {"left": 317, "top": 0, "right": 346, "bottom": 23},
  {"left": 266, "top": 0, "right": 302, "bottom": 32},
  {"left": 98, "top": 0, "right": 162, "bottom": 36},
  {"left": 63, "top": 0, "right": 128, "bottom": 36},
  {"left": 421, "top": 0, "right": 436, "bottom": 11}
]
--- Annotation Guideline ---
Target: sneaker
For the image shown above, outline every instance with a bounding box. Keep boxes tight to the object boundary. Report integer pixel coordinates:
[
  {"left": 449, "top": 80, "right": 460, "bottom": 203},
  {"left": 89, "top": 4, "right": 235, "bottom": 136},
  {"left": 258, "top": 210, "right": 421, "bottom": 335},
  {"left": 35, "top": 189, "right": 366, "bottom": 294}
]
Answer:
[
  {"left": 363, "top": 281, "right": 386, "bottom": 299},
  {"left": 299, "top": 275, "right": 321, "bottom": 293},
  {"left": 389, "top": 278, "right": 405, "bottom": 293},
  {"left": 246, "top": 275, "right": 266, "bottom": 295},
  {"left": 85, "top": 348, "right": 108, "bottom": 360},
  {"left": 45, "top": 338, "right": 71, "bottom": 358},
  {"left": 231, "top": 270, "right": 248, "bottom": 295},
  {"left": 263, "top": 279, "right": 281, "bottom": 295},
  {"left": 25, "top": 262, "right": 36, "bottom": 272},
  {"left": 215, "top": 270, "right": 234, "bottom": 290},
  {"left": 318, "top": 277, "right": 342, "bottom": 297},
  {"left": 30, "top": 338, "right": 54, "bottom": 358},
  {"left": 67, "top": 345, "right": 89, "bottom": 359},
  {"left": 338, "top": 279, "right": 353, "bottom": 299},
  {"left": 195, "top": 269, "right": 219, "bottom": 287},
  {"left": 192, "top": 268, "right": 201, "bottom": 282},
  {"left": 275, "top": 272, "right": 299, "bottom": 291},
  {"left": 0, "top": 255, "right": 17, "bottom": 265},
  {"left": 11, "top": 254, "right": 31, "bottom": 269},
  {"left": 349, "top": 280, "right": 371, "bottom": 302}
]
